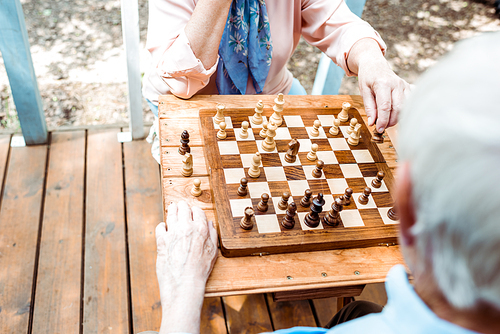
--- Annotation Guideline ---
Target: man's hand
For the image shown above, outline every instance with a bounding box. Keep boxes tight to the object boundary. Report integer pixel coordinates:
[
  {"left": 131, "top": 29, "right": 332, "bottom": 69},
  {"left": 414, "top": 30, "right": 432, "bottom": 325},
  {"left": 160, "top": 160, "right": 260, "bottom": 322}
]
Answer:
[
  {"left": 156, "top": 201, "right": 218, "bottom": 334},
  {"left": 348, "top": 38, "right": 411, "bottom": 133}
]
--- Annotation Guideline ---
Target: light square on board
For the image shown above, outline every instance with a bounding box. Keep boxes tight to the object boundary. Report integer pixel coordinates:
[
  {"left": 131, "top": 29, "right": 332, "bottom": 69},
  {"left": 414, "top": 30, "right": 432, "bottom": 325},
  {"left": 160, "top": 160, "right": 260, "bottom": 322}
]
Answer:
[
  {"left": 279, "top": 152, "right": 302, "bottom": 166},
  {"left": 322, "top": 194, "right": 335, "bottom": 212},
  {"left": 316, "top": 115, "right": 335, "bottom": 127},
  {"left": 263, "top": 167, "right": 287, "bottom": 182},
  {"left": 340, "top": 164, "right": 363, "bottom": 178},
  {"left": 340, "top": 210, "right": 365, "bottom": 227},
  {"left": 235, "top": 128, "right": 255, "bottom": 141},
  {"left": 218, "top": 141, "right": 240, "bottom": 155},
  {"left": 241, "top": 154, "right": 263, "bottom": 168},
  {"left": 274, "top": 127, "right": 292, "bottom": 140},
  {"left": 248, "top": 115, "right": 268, "bottom": 128},
  {"left": 230, "top": 198, "right": 253, "bottom": 217},
  {"left": 328, "top": 138, "right": 350, "bottom": 151},
  {"left": 287, "top": 180, "right": 311, "bottom": 196},
  {"left": 283, "top": 115, "right": 304, "bottom": 127},
  {"left": 378, "top": 207, "right": 399, "bottom": 225},
  {"left": 339, "top": 126, "right": 350, "bottom": 138},
  {"left": 255, "top": 215, "right": 282, "bottom": 233},
  {"left": 364, "top": 177, "right": 388, "bottom": 192},
  {"left": 303, "top": 165, "right": 325, "bottom": 180},
  {"left": 256, "top": 140, "right": 278, "bottom": 154},
  {"left": 352, "top": 150, "right": 375, "bottom": 163},
  {"left": 306, "top": 126, "right": 327, "bottom": 139},
  {"left": 224, "top": 168, "right": 246, "bottom": 184},
  {"left": 247, "top": 182, "right": 271, "bottom": 199},
  {"left": 316, "top": 151, "right": 338, "bottom": 164},
  {"left": 297, "top": 212, "right": 324, "bottom": 230},
  {"left": 297, "top": 139, "right": 312, "bottom": 152},
  {"left": 327, "top": 178, "right": 349, "bottom": 194},
  {"left": 353, "top": 192, "right": 377, "bottom": 209},
  {"left": 213, "top": 116, "right": 233, "bottom": 129}
]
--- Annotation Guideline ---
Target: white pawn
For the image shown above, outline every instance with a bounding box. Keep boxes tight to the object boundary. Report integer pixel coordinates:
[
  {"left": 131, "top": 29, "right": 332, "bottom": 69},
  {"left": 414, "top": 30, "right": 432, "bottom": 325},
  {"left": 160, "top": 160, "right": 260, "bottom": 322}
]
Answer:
[
  {"left": 310, "top": 119, "right": 321, "bottom": 137},
  {"left": 252, "top": 100, "right": 264, "bottom": 125},
  {"left": 214, "top": 104, "right": 225, "bottom": 125},
  {"left": 239, "top": 121, "right": 249, "bottom": 139},
  {"left": 346, "top": 118, "right": 358, "bottom": 136},
  {"left": 217, "top": 121, "right": 227, "bottom": 140},
  {"left": 191, "top": 178, "right": 202, "bottom": 197},
  {"left": 307, "top": 143, "right": 319, "bottom": 161},
  {"left": 248, "top": 152, "right": 261, "bottom": 178},
  {"left": 259, "top": 120, "right": 268, "bottom": 138},
  {"left": 329, "top": 118, "right": 340, "bottom": 136},
  {"left": 270, "top": 93, "right": 284, "bottom": 127},
  {"left": 262, "top": 121, "right": 277, "bottom": 152},
  {"left": 338, "top": 102, "right": 350, "bottom": 123}
]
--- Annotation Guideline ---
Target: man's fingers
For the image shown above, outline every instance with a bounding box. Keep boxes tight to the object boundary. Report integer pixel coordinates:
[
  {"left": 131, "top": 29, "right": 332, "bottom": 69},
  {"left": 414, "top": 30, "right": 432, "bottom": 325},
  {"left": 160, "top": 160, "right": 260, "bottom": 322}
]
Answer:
[
  {"left": 374, "top": 85, "right": 392, "bottom": 133},
  {"left": 192, "top": 206, "right": 207, "bottom": 225},
  {"left": 208, "top": 220, "right": 218, "bottom": 249},
  {"left": 155, "top": 222, "right": 167, "bottom": 242},
  {"left": 177, "top": 201, "right": 193, "bottom": 225},
  {"left": 166, "top": 202, "right": 178, "bottom": 231},
  {"left": 360, "top": 84, "right": 377, "bottom": 126}
]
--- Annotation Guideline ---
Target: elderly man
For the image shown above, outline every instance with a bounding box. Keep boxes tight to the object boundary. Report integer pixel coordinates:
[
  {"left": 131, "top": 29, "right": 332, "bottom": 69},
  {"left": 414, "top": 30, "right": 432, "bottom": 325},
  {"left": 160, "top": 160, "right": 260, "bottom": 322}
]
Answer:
[{"left": 152, "top": 31, "right": 500, "bottom": 334}]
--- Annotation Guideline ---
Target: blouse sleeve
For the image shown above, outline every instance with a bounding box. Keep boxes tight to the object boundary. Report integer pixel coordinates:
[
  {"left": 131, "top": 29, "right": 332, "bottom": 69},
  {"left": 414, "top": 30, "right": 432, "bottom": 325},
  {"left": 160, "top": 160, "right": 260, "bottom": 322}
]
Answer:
[
  {"left": 300, "top": 0, "right": 387, "bottom": 76},
  {"left": 144, "top": 0, "right": 218, "bottom": 100}
]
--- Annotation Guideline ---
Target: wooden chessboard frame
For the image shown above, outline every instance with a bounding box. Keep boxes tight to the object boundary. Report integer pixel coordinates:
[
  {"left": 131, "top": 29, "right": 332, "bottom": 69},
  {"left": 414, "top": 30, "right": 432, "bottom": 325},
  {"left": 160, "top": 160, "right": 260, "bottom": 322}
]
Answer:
[{"left": 199, "top": 103, "right": 398, "bottom": 258}]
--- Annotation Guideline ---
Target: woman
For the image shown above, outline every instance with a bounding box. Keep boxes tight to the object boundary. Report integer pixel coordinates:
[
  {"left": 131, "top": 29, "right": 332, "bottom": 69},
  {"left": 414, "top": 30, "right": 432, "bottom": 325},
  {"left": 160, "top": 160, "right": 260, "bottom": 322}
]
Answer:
[{"left": 143, "top": 0, "right": 410, "bottom": 162}]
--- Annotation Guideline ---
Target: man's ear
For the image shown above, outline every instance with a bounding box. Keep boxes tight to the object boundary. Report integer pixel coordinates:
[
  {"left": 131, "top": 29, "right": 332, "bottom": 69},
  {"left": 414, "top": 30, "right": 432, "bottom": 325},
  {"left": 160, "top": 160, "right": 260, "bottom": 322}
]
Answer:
[{"left": 396, "top": 162, "right": 417, "bottom": 246}]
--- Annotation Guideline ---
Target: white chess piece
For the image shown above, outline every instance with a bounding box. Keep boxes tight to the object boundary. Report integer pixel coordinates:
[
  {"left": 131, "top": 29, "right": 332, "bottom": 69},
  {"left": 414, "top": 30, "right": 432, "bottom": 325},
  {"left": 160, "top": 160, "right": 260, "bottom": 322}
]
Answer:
[
  {"left": 239, "top": 121, "right": 249, "bottom": 139},
  {"left": 214, "top": 104, "right": 225, "bottom": 125},
  {"left": 262, "top": 121, "right": 277, "bottom": 152},
  {"left": 270, "top": 93, "right": 284, "bottom": 126},
  {"left": 310, "top": 119, "right": 321, "bottom": 137},
  {"left": 329, "top": 118, "right": 340, "bottom": 136},
  {"left": 347, "top": 123, "right": 362, "bottom": 146},
  {"left": 252, "top": 100, "right": 264, "bottom": 125},
  {"left": 248, "top": 152, "right": 261, "bottom": 178},
  {"left": 307, "top": 143, "right": 319, "bottom": 161},
  {"left": 346, "top": 118, "right": 358, "bottom": 136},
  {"left": 191, "top": 178, "right": 202, "bottom": 197},
  {"left": 338, "top": 102, "right": 350, "bottom": 123},
  {"left": 259, "top": 120, "right": 268, "bottom": 138},
  {"left": 181, "top": 153, "right": 193, "bottom": 177},
  {"left": 217, "top": 121, "right": 227, "bottom": 140}
]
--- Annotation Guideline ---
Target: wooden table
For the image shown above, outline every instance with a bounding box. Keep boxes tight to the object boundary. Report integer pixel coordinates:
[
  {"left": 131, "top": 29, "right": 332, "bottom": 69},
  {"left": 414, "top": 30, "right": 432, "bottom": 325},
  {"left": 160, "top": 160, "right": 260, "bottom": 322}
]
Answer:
[{"left": 158, "top": 94, "right": 403, "bottom": 299}]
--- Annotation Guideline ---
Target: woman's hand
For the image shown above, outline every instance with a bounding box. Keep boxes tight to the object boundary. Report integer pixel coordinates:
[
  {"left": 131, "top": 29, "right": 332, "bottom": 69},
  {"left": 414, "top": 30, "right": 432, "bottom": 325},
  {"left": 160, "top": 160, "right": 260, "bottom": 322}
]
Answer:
[
  {"left": 348, "top": 38, "right": 412, "bottom": 133},
  {"left": 156, "top": 201, "right": 218, "bottom": 334}
]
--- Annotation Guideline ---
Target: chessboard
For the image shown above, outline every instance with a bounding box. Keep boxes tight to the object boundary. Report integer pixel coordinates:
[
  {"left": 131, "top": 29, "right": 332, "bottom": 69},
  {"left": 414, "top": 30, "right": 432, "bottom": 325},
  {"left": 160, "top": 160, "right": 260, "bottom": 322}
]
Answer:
[{"left": 198, "top": 96, "right": 399, "bottom": 258}]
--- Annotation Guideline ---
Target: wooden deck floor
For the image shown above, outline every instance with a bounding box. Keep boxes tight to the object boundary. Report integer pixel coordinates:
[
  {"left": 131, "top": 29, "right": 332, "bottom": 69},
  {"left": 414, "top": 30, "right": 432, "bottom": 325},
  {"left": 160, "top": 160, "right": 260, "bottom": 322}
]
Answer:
[{"left": 0, "top": 128, "right": 386, "bottom": 334}]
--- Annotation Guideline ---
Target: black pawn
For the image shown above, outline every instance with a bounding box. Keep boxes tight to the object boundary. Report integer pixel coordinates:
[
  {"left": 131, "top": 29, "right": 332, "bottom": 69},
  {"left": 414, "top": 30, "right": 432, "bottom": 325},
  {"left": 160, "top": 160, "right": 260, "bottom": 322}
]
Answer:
[
  {"left": 323, "top": 197, "right": 344, "bottom": 227},
  {"left": 281, "top": 202, "right": 297, "bottom": 229},
  {"left": 178, "top": 130, "right": 191, "bottom": 155},
  {"left": 312, "top": 160, "right": 324, "bottom": 178},
  {"left": 240, "top": 207, "right": 254, "bottom": 230},
  {"left": 343, "top": 188, "right": 353, "bottom": 206},
  {"left": 304, "top": 193, "right": 326, "bottom": 228},
  {"left": 371, "top": 171, "right": 385, "bottom": 188},
  {"left": 388, "top": 206, "right": 399, "bottom": 220},
  {"left": 300, "top": 189, "right": 312, "bottom": 208},
  {"left": 278, "top": 192, "right": 291, "bottom": 211},
  {"left": 257, "top": 193, "right": 269, "bottom": 212},
  {"left": 371, "top": 128, "right": 384, "bottom": 144},
  {"left": 237, "top": 178, "right": 248, "bottom": 196},
  {"left": 358, "top": 187, "right": 371, "bottom": 205}
]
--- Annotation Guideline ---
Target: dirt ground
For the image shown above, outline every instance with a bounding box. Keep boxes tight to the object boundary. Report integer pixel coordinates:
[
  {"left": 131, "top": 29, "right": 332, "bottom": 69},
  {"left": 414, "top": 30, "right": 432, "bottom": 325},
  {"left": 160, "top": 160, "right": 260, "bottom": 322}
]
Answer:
[{"left": 0, "top": 0, "right": 499, "bottom": 130}]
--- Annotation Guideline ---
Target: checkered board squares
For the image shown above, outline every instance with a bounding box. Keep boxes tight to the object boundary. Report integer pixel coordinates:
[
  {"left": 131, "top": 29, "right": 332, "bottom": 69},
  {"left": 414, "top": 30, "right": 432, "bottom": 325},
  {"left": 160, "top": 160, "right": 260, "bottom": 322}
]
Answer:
[{"left": 200, "top": 105, "right": 397, "bottom": 257}]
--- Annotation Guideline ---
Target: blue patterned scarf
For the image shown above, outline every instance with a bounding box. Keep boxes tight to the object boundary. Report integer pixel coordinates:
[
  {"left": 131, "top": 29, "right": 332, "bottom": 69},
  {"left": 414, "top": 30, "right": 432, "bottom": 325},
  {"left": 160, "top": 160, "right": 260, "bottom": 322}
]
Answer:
[{"left": 216, "top": 0, "right": 273, "bottom": 95}]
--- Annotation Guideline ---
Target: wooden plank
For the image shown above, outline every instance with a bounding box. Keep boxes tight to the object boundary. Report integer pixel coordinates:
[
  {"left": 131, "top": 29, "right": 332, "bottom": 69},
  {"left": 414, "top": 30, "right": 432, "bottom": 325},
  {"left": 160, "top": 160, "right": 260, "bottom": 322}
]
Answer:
[
  {"left": 123, "top": 132, "right": 163, "bottom": 333},
  {"left": 265, "top": 294, "right": 316, "bottom": 330},
  {"left": 0, "top": 144, "right": 47, "bottom": 333},
  {"left": 161, "top": 146, "right": 208, "bottom": 177},
  {"left": 201, "top": 297, "right": 227, "bottom": 333},
  {"left": 163, "top": 177, "right": 213, "bottom": 211},
  {"left": 0, "top": 0, "right": 47, "bottom": 144},
  {"left": 31, "top": 132, "right": 85, "bottom": 334},
  {"left": 120, "top": 0, "right": 144, "bottom": 139},
  {"left": 160, "top": 118, "right": 203, "bottom": 147},
  {"left": 312, "top": 297, "right": 338, "bottom": 327},
  {"left": 84, "top": 129, "right": 129, "bottom": 333},
  {"left": 223, "top": 294, "right": 273, "bottom": 333},
  {"left": 273, "top": 285, "right": 364, "bottom": 302}
]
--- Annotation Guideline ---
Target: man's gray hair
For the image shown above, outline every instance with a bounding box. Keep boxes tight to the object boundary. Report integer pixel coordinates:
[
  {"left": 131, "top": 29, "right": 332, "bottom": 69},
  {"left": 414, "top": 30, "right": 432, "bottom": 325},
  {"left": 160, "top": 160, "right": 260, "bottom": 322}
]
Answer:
[{"left": 399, "top": 31, "right": 500, "bottom": 310}]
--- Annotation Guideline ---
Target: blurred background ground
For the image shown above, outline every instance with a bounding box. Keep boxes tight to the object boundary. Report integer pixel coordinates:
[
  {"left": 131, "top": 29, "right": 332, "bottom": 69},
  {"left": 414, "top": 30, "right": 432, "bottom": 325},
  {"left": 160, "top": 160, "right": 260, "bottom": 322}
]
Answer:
[{"left": 0, "top": 0, "right": 499, "bottom": 130}]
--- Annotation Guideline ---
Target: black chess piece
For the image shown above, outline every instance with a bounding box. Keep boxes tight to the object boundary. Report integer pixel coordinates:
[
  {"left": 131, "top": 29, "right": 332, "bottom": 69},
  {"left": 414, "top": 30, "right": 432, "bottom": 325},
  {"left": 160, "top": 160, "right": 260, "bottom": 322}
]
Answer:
[
  {"left": 312, "top": 160, "right": 324, "bottom": 178},
  {"left": 284, "top": 139, "right": 300, "bottom": 163},
  {"left": 240, "top": 207, "right": 254, "bottom": 230},
  {"left": 388, "top": 206, "right": 399, "bottom": 220},
  {"left": 178, "top": 130, "right": 191, "bottom": 155},
  {"left": 342, "top": 188, "right": 353, "bottom": 206},
  {"left": 304, "top": 193, "right": 326, "bottom": 228},
  {"left": 257, "top": 193, "right": 269, "bottom": 212},
  {"left": 323, "top": 197, "right": 344, "bottom": 227},
  {"left": 278, "top": 192, "right": 291, "bottom": 211},
  {"left": 281, "top": 202, "right": 297, "bottom": 229},
  {"left": 358, "top": 187, "right": 371, "bottom": 205},
  {"left": 300, "top": 189, "right": 312, "bottom": 208},
  {"left": 371, "top": 171, "right": 385, "bottom": 188},
  {"left": 371, "top": 128, "right": 384, "bottom": 144},
  {"left": 237, "top": 178, "right": 248, "bottom": 196}
]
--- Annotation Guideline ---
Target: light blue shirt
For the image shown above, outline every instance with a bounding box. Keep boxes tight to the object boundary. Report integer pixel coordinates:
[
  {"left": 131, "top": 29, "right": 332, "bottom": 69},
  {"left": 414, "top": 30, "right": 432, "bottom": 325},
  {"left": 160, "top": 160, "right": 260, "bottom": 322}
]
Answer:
[{"left": 268, "top": 265, "right": 480, "bottom": 334}]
